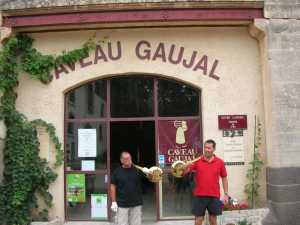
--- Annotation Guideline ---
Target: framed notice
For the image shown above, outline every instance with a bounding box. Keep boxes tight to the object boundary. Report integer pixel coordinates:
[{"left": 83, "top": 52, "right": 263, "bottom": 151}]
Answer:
[
  {"left": 66, "top": 174, "right": 86, "bottom": 203},
  {"left": 91, "top": 194, "right": 107, "bottom": 219},
  {"left": 78, "top": 129, "right": 97, "bottom": 157},
  {"left": 81, "top": 160, "right": 95, "bottom": 171},
  {"left": 223, "top": 136, "right": 244, "bottom": 164}
]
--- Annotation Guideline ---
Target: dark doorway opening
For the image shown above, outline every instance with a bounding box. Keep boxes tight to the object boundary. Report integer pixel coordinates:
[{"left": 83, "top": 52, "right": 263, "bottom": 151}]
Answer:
[{"left": 110, "top": 121, "right": 156, "bottom": 220}]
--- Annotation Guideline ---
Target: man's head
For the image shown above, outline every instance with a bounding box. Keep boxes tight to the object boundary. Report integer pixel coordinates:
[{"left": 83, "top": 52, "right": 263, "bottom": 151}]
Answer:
[
  {"left": 203, "top": 139, "right": 216, "bottom": 159},
  {"left": 120, "top": 151, "right": 132, "bottom": 168}
]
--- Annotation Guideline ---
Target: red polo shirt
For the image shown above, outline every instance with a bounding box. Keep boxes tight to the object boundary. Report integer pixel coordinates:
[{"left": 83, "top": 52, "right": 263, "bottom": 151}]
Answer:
[{"left": 187, "top": 155, "right": 227, "bottom": 198}]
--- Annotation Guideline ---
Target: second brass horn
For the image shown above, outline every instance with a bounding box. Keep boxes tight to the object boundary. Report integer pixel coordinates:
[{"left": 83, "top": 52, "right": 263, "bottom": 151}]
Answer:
[
  {"left": 134, "top": 164, "right": 163, "bottom": 183},
  {"left": 171, "top": 157, "right": 201, "bottom": 178}
]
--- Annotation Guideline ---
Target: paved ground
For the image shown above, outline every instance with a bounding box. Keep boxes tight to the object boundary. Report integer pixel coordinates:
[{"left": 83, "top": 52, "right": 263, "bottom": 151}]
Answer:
[{"left": 65, "top": 220, "right": 197, "bottom": 225}]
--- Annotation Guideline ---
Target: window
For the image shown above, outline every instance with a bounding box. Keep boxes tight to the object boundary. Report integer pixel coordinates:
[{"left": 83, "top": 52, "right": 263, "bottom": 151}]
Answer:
[
  {"left": 158, "top": 79, "right": 200, "bottom": 117},
  {"left": 110, "top": 76, "right": 153, "bottom": 117},
  {"left": 66, "top": 80, "right": 106, "bottom": 119}
]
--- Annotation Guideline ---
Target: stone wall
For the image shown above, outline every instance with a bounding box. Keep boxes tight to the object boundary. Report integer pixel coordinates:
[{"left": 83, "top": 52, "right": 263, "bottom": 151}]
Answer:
[
  {"left": 258, "top": 0, "right": 300, "bottom": 225},
  {"left": 265, "top": 0, "right": 300, "bottom": 18},
  {"left": 217, "top": 208, "right": 269, "bottom": 225}
]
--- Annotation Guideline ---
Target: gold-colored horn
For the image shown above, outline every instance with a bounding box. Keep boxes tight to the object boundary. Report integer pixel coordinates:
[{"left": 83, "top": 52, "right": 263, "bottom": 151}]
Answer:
[
  {"left": 134, "top": 164, "right": 163, "bottom": 183},
  {"left": 171, "top": 157, "right": 201, "bottom": 178}
]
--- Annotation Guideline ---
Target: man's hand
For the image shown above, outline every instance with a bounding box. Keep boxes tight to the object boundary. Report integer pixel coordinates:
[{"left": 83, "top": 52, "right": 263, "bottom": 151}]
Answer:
[
  {"left": 111, "top": 201, "right": 118, "bottom": 212},
  {"left": 223, "top": 193, "right": 229, "bottom": 204},
  {"left": 142, "top": 167, "right": 150, "bottom": 174}
]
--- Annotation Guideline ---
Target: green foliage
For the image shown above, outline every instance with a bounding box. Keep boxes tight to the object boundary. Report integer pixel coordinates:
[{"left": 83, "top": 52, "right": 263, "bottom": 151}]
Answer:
[
  {"left": 0, "top": 33, "right": 95, "bottom": 225},
  {"left": 31, "top": 119, "right": 63, "bottom": 168},
  {"left": 244, "top": 116, "right": 264, "bottom": 209},
  {"left": 21, "top": 48, "right": 55, "bottom": 84}
]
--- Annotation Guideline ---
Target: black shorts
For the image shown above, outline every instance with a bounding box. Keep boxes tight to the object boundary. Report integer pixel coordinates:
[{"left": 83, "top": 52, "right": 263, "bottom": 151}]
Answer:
[{"left": 192, "top": 196, "right": 222, "bottom": 217}]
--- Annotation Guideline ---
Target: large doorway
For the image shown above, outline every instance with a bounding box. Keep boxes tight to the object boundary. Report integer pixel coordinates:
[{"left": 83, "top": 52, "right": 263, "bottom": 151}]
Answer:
[
  {"left": 110, "top": 121, "right": 156, "bottom": 220},
  {"left": 64, "top": 75, "right": 202, "bottom": 221}
]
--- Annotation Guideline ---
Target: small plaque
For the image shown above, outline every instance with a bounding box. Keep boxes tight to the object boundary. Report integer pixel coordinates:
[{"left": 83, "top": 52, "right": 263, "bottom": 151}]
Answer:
[
  {"left": 223, "top": 130, "right": 243, "bottom": 137},
  {"left": 218, "top": 115, "right": 247, "bottom": 130}
]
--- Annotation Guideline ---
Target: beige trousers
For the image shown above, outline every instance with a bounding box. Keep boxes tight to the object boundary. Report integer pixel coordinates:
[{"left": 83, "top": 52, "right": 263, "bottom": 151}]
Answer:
[{"left": 116, "top": 205, "right": 142, "bottom": 225}]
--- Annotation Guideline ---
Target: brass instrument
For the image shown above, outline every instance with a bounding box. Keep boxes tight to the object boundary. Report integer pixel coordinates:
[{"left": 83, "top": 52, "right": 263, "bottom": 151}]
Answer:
[
  {"left": 133, "top": 164, "right": 163, "bottom": 183},
  {"left": 171, "top": 156, "right": 201, "bottom": 178}
]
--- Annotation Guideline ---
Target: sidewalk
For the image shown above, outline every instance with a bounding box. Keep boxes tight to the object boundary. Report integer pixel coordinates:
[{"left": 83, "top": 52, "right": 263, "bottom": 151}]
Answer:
[
  {"left": 64, "top": 221, "right": 194, "bottom": 225},
  {"left": 32, "top": 208, "right": 268, "bottom": 225}
]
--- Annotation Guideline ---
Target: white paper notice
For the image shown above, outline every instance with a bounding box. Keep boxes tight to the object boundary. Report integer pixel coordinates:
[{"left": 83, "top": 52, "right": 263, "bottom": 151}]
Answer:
[
  {"left": 81, "top": 160, "right": 95, "bottom": 171},
  {"left": 78, "top": 129, "right": 97, "bottom": 157},
  {"left": 223, "top": 136, "right": 244, "bottom": 163},
  {"left": 91, "top": 194, "right": 107, "bottom": 219}
]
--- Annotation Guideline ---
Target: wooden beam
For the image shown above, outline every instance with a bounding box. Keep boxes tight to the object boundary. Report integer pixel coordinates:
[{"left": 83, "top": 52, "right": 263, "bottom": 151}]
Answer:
[
  {"left": 3, "top": 8, "right": 263, "bottom": 28},
  {"left": 1, "top": 1, "right": 264, "bottom": 17}
]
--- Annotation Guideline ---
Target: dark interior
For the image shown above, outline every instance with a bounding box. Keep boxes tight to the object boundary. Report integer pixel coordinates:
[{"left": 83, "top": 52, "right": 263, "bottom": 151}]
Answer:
[{"left": 110, "top": 121, "right": 156, "bottom": 220}]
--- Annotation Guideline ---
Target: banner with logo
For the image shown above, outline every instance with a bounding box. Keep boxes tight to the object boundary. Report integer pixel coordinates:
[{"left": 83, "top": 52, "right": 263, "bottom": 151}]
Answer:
[{"left": 158, "top": 120, "right": 202, "bottom": 164}]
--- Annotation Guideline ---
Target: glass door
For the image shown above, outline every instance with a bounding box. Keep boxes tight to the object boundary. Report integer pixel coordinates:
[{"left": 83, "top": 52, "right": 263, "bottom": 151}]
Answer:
[
  {"left": 65, "top": 80, "right": 109, "bottom": 221},
  {"left": 64, "top": 76, "right": 202, "bottom": 221},
  {"left": 156, "top": 79, "right": 202, "bottom": 219}
]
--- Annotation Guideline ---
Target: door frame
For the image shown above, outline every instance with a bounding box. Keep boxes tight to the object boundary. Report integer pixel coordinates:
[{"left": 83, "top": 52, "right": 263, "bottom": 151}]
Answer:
[{"left": 64, "top": 76, "right": 202, "bottom": 221}]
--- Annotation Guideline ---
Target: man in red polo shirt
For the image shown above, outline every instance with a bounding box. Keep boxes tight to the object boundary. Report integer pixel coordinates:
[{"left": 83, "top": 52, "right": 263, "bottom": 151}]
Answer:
[{"left": 184, "top": 139, "right": 229, "bottom": 225}]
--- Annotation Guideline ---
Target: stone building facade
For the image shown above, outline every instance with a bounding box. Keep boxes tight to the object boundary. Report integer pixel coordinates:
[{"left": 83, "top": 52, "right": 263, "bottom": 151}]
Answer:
[{"left": 0, "top": 1, "right": 299, "bottom": 225}]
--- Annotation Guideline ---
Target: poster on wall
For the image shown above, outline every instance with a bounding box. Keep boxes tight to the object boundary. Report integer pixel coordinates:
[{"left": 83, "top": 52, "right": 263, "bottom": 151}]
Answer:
[
  {"left": 78, "top": 129, "right": 97, "bottom": 157},
  {"left": 223, "top": 136, "right": 245, "bottom": 163},
  {"left": 81, "top": 160, "right": 95, "bottom": 171},
  {"left": 158, "top": 120, "right": 202, "bottom": 164},
  {"left": 66, "top": 174, "right": 86, "bottom": 203},
  {"left": 91, "top": 194, "right": 107, "bottom": 219}
]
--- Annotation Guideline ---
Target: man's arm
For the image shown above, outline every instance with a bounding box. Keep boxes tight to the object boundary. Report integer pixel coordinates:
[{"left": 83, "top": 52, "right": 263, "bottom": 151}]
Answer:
[
  {"left": 110, "top": 184, "right": 116, "bottom": 202},
  {"left": 221, "top": 176, "right": 229, "bottom": 203},
  {"left": 110, "top": 184, "right": 118, "bottom": 212},
  {"left": 182, "top": 161, "right": 193, "bottom": 174}
]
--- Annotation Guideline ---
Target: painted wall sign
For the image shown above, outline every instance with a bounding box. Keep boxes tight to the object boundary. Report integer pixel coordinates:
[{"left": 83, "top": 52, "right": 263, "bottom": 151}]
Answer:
[
  {"left": 218, "top": 115, "right": 247, "bottom": 130},
  {"left": 158, "top": 120, "right": 202, "bottom": 164},
  {"left": 54, "top": 40, "right": 220, "bottom": 81}
]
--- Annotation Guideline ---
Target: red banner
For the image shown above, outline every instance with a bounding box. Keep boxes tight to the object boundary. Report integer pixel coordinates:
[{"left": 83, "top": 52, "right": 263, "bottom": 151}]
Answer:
[{"left": 158, "top": 120, "right": 202, "bottom": 164}]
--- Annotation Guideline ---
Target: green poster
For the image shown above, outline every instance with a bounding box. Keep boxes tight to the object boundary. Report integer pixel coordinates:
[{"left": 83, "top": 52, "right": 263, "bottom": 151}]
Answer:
[{"left": 67, "top": 174, "right": 86, "bottom": 203}]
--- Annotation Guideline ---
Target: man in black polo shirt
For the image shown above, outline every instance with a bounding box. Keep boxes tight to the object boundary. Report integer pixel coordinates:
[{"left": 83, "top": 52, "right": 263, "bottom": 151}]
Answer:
[{"left": 110, "top": 151, "right": 149, "bottom": 225}]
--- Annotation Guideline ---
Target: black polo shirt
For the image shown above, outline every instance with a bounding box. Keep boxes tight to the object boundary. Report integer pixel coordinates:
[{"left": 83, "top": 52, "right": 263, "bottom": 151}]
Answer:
[{"left": 111, "top": 166, "right": 144, "bottom": 207}]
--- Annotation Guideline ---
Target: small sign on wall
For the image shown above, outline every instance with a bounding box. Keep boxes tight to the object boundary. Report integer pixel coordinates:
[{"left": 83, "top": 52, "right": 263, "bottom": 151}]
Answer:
[
  {"left": 218, "top": 115, "right": 247, "bottom": 130},
  {"left": 223, "top": 136, "right": 244, "bottom": 165},
  {"left": 223, "top": 130, "right": 243, "bottom": 137},
  {"left": 81, "top": 160, "right": 95, "bottom": 171},
  {"left": 91, "top": 194, "right": 107, "bottom": 219},
  {"left": 78, "top": 129, "right": 97, "bottom": 157},
  {"left": 159, "top": 154, "right": 165, "bottom": 168}
]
